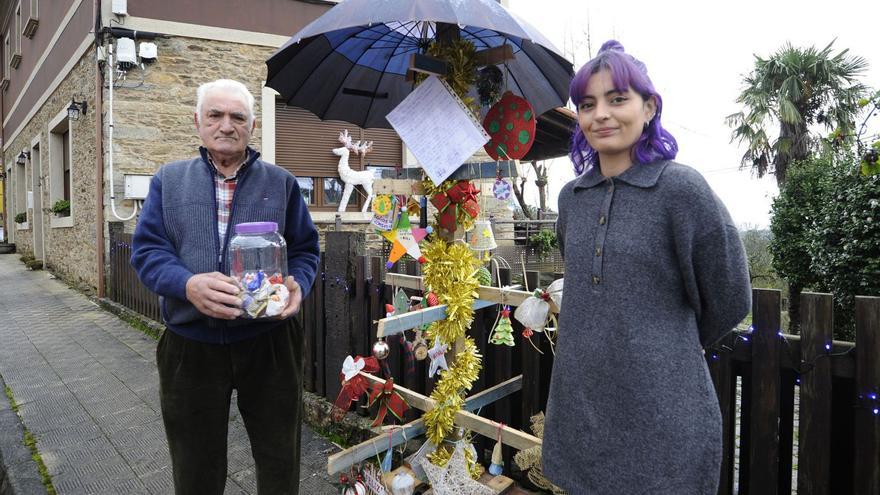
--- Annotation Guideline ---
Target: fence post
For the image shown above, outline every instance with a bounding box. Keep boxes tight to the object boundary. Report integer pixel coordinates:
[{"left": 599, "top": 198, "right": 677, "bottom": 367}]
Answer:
[
  {"left": 323, "top": 231, "right": 365, "bottom": 404},
  {"left": 798, "top": 292, "right": 834, "bottom": 495},
  {"left": 708, "top": 331, "right": 736, "bottom": 495},
  {"left": 854, "top": 296, "right": 880, "bottom": 494},
  {"left": 749, "top": 288, "right": 781, "bottom": 495}
]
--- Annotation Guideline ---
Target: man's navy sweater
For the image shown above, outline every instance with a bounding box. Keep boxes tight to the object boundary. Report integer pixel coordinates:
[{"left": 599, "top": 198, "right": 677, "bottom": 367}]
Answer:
[{"left": 130, "top": 148, "right": 320, "bottom": 344}]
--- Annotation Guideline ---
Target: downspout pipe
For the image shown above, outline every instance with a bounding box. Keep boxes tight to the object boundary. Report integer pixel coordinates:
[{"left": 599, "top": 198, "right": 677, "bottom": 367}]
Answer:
[{"left": 95, "top": 0, "right": 105, "bottom": 298}]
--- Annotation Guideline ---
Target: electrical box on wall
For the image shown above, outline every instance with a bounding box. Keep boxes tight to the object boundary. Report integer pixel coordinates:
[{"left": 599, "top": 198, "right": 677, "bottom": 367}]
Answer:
[
  {"left": 112, "top": 0, "right": 127, "bottom": 15},
  {"left": 124, "top": 175, "right": 152, "bottom": 200},
  {"left": 116, "top": 38, "right": 137, "bottom": 67}
]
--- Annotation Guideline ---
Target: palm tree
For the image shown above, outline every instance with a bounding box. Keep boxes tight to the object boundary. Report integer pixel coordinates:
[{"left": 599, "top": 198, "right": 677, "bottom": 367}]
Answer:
[{"left": 727, "top": 41, "right": 868, "bottom": 186}]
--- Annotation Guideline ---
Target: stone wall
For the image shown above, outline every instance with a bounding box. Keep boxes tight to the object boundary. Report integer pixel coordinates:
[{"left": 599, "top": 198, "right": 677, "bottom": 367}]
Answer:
[
  {"left": 109, "top": 37, "right": 275, "bottom": 235},
  {"left": 2, "top": 53, "right": 97, "bottom": 287}
]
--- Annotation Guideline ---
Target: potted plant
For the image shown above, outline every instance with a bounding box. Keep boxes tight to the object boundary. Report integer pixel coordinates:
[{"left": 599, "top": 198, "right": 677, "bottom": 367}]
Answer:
[
  {"left": 51, "top": 199, "right": 70, "bottom": 217},
  {"left": 14, "top": 212, "right": 27, "bottom": 224}
]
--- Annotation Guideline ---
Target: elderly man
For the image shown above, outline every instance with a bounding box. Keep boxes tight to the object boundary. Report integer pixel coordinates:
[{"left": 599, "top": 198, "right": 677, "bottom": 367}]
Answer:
[{"left": 131, "top": 79, "right": 319, "bottom": 494}]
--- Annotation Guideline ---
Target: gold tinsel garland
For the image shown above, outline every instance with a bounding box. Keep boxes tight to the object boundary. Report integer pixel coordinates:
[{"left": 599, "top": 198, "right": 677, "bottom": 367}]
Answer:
[
  {"left": 416, "top": 38, "right": 478, "bottom": 111},
  {"left": 419, "top": 238, "right": 484, "bottom": 478}
]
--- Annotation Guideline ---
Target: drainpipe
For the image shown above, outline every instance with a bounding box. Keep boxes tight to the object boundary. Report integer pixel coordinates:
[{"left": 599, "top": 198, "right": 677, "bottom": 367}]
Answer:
[{"left": 94, "top": 0, "right": 105, "bottom": 298}]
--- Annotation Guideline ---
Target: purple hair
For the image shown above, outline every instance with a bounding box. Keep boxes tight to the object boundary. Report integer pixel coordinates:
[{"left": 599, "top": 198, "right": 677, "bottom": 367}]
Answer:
[{"left": 569, "top": 40, "right": 678, "bottom": 175}]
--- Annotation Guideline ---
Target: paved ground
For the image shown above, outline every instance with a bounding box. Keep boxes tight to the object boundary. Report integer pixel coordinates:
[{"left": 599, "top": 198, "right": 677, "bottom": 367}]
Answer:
[{"left": 0, "top": 253, "right": 340, "bottom": 494}]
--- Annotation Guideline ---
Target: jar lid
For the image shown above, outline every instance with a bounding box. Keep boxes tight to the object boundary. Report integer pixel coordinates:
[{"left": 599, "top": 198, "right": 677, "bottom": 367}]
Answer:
[{"left": 234, "top": 221, "right": 279, "bottom": 234}]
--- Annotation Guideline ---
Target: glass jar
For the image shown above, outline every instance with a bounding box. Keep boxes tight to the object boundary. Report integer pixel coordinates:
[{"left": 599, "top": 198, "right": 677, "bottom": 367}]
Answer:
[{"left": 227, "top": 221, "right": 288, "bottom": 319}]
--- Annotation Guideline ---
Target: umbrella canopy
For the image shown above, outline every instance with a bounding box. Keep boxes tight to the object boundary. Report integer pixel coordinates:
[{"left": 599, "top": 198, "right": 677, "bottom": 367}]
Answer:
[{"left": 266, "top": 0, "right": 574, "bottom": 130}]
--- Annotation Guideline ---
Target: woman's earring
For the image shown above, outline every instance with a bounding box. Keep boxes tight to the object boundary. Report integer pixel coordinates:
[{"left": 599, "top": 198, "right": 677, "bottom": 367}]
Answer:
[{"left": 643, "top": 121, "right": 649, "bottom": 131}]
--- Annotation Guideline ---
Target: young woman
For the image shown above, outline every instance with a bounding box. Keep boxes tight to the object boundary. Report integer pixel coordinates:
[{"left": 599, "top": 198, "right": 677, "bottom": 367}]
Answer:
[{"left": 543, "top": 40, "right": 751, "bottom": 493}]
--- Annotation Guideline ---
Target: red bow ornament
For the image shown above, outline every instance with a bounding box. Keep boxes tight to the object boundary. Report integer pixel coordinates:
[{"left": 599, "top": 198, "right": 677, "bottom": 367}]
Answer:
[
  {"left": 430, "top": 180, "right": 480, "bottom": 232},
  {"left": 332, "top": 355, "right": 380, "bottom": 421},
  {"left": 367, "top": 377, "right": 410, "bottom": 427}
]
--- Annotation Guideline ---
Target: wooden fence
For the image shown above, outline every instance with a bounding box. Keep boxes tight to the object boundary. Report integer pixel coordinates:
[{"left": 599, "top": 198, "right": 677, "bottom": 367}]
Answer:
[
  {"left": 106, "top": 230, "right": 879, "bottom": 493},
  {"left": 108, "top": 224, "right": 161, "bottom": 322},
  {"left": 707, "top": 290, "right": 879, "bottom": 495}
]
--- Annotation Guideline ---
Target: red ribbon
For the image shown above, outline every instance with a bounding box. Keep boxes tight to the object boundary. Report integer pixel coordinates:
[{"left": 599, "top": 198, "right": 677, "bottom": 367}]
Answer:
[
  {"left": 332, "top": 356, "right": 380, "bottom": 421},
  {"left": 367, "top": 377, "right": 410, "bottom": 427},
  {"left": 430, "top": 181, "right": 481, "bottom": 232}
]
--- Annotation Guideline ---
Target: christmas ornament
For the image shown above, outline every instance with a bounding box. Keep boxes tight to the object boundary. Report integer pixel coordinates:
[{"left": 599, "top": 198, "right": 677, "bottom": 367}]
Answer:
[
  {"left": 418, "top": 445, "right": 494, "bottom": 495},
  {"left": 390, "top": 471, "right": 415, "bottom": 495},
  {"left": 425, "top": 179, "right": 480, "bottom": 232},
  {"left": 333, "top": 356, "right": 380, "bottom": 420},
  {"left": 488, "top": 306, "right": 515, "bottom": 346},
  {"left": 488, "top": 423, "right": 505, "bottom": 475},
  {"left": 392, "top": 288, "right": 410, "bottom": 316},
  {"left": 339, "top": 474, "right": 367, "bottom": 495},
  {"left": 373, "top": 339, "right": 391, "bottom": 360},
  {"left": 483, "top": 91, "right": 536, "bottom": 160},
  {"left": 492, "top": 177, "right": 512, "bottom": 200},
  {"left": 412, "top": 327, "right": 428, "bottom": 361},
  {"left": 380, "top": 208, "right": 431, "bottom": 269},
  {"left": 475, "top": 266, "right": 492, "bottom": 286},
  {"left": 368, "top": 377, "right": 410, "bottom": 427},
  {"left": 426, "top": 292, "right": 439, "bottom": 307},
  {"left": 477, "top": 65, "right": 503, "bottom": 107},
  {"left": 427, "top": 337, "right": 448, "bottom": 378},
  {"left": 371, "top": 194, "right": 398, "bottom": 231}
]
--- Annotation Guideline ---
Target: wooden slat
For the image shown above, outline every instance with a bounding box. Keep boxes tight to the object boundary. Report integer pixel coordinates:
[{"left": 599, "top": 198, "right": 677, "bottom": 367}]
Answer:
[
  {"left": 323, "top": 233, "right": 361, "bottom": 405},
  {"left": 373, "top": 179, "right": 426, "bottom": 196},
  {"left": 854, "top": 296, "right": 880, "bottom": 494},
  {"left": 384, "top": 273, "right": 559, "bottom": 312},
  {"left": 748, "top": 289, "right": 782, "bottom": 494},
  {"left": 797, "top": 292, "right": 833, "bottom": 495},
  {"left": 314, "top": 256, "right": 327, "bottom": 396},
  {"left": 708, "top": 333, "right": 736, "bottom": 495},
  {"left": 327, "top": 375, "right": 527, "bottom": 475},
  {"left": 377, "top": 300, "right": 495, "bottom": 337}
]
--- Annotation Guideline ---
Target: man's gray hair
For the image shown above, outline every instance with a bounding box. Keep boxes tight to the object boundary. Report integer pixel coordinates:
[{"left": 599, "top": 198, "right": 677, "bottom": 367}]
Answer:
[{"left": 195, "top": 79, "right": 256, "bottom": 125}]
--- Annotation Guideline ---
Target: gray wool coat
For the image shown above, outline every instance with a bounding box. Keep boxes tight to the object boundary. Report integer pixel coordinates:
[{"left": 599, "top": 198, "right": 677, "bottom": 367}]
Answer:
[{"left": 542, "top": 160, "right": 751, "bottom": 494}]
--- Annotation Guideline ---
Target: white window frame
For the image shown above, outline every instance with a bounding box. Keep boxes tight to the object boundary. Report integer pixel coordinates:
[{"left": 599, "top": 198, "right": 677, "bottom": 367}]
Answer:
[
  {"left": 48, "top": 107, "right": 73, "bottom": 228},
  {"left": 14, "top": 156, "right": 27, "bottom": 230}
]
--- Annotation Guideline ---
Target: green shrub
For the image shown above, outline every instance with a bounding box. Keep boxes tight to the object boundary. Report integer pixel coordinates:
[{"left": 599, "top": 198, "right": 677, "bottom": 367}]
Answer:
[
  {"left": 528, "top": 229, "right": 557, "bottom": 259},
  {"left": 14, "top": 212, "right": 26, "bottom": 224},
  {"left": 51, "top": 199, "right": 70, "bottom": 216}
]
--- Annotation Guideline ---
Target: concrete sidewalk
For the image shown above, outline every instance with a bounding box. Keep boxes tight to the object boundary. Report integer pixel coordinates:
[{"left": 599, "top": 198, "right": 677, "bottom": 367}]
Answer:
[{"left": 0, "top": 253, "right": 340, "bottom": 494}]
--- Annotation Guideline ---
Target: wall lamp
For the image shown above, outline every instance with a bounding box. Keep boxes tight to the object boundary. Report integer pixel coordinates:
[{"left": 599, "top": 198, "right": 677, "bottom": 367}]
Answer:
[
  {"left": 67, "top": 97, "right": 88, "bottom": 121},
  {"left": 16, "top": 150, "right": 30, "bottom": 165}
]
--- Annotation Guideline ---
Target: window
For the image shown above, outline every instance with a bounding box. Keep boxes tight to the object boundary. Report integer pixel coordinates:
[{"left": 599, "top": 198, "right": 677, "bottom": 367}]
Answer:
[
  {"left": 48, "top": 107, "right": 73, "bottom": 227},
  {"left": 23, "top": 0, "right": 38, "bottom": 38},
  {"left": 10, "top": 4, "right": 21, "bottom": 69}
]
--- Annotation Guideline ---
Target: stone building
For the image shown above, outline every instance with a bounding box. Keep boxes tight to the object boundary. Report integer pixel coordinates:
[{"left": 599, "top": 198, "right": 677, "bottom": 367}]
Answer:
[{"left": 1, "top": 0, "right": 572, "bottom": 295}]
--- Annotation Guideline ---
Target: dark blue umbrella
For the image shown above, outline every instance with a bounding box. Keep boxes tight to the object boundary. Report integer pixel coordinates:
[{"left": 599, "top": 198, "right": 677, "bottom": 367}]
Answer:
[{"left": 266, "top": 0, "right": 573, "bottom": 129}]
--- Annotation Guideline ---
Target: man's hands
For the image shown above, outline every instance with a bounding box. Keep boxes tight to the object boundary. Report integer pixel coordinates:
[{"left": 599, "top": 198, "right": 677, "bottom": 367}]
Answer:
[
  {"left": 278, "top": 276, "right": 302, "bottom": 319},
  {"left": 185, "top": 272, "right": 242, "bottom": 319}
]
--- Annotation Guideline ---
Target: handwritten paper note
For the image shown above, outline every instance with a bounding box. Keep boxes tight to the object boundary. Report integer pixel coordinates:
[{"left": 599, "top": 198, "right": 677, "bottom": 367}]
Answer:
[{"left": 386, "top": 76, "right": 490, "bottom": 184}]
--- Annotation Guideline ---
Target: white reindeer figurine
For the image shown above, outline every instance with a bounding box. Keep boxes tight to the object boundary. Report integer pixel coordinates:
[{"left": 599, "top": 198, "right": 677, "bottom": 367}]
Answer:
[{"left": 332, "top": 129, "right": 375, "bottom": 213}]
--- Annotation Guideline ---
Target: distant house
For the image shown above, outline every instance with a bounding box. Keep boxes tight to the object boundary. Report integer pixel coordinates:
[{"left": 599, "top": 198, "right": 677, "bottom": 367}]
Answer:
[{"left": 1, "top": 0, "right": 572, "bottom": 294}]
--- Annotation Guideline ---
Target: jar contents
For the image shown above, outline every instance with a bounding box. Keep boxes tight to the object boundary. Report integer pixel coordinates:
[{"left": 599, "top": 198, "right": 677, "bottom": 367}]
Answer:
[
  {"left": 227, "top": 221, "right": 289, "bottom": 319},
  {"left": 236, "top": 270, "right": 289, "bottom": 318}
]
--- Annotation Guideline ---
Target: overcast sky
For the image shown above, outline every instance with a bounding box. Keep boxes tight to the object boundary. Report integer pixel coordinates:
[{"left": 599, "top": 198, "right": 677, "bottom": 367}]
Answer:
[{"left": 507, "top": 0, "right": 880, "bottom": 228}]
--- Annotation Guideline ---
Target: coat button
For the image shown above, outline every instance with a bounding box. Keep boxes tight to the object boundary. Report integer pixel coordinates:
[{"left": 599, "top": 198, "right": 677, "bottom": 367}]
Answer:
[
  {"left": 595, "top": 247, "right": 602, "bottom": 257},
  {"left": 592, "top": 275, "right": 601, "bottom": 285},
  {"left": 599, "top": 215, "right": 606, "bottom": 225}
]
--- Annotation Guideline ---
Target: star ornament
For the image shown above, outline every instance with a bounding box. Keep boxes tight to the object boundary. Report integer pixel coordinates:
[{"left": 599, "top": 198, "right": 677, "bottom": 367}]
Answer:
[
  {"left": 418, "top": 445, "right": 494, "bottom": 495},
  {"left": 381, "top": 208, "right": 432, "bottom": 269},
  {"left": 427, "top": 337, "right": 449, "bottom": 378}
]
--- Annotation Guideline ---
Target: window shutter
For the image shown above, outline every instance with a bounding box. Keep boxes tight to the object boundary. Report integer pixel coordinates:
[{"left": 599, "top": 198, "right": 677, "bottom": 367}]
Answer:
[{"left": 275, "top": 103, "right": 403, "bottom": 178}]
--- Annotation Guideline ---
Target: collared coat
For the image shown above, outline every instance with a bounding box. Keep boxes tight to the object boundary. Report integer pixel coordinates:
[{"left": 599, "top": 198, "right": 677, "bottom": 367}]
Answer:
[{"left": 542, "top": 160, "right": 751, "bottom": 494}]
